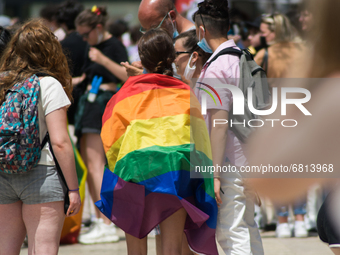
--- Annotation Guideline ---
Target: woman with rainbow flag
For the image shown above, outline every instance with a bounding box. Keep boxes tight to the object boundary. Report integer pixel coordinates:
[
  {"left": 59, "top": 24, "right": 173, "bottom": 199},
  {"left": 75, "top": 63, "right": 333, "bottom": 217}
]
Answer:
[{"left": 96, "top": 28, "right": 218, "bottom": 254}]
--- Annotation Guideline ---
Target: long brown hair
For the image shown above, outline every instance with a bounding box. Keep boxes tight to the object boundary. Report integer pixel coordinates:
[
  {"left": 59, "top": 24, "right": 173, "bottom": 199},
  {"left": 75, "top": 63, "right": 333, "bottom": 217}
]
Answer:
[
  {"left": 0, "top": 19, "right": 72, "bottom": 104},
  {"left": 307, "top": 0, "right": 340, "bottom": 78}
]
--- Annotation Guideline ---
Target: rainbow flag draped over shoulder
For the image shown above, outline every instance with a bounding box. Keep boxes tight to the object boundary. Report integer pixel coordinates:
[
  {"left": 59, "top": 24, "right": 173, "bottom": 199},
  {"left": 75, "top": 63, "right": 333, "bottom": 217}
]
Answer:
[{"left": 96, "top": 73, "right": 218, "bottom": 254}]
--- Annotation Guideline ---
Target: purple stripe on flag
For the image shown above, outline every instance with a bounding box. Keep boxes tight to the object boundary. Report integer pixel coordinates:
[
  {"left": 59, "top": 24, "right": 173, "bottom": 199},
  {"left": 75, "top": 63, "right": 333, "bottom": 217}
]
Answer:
[
  {"left": 96, "top": 170, "right": 218, "bottom": 255},
  {"left": 186, "top": 222, "right": 218, "bottom": 255}
]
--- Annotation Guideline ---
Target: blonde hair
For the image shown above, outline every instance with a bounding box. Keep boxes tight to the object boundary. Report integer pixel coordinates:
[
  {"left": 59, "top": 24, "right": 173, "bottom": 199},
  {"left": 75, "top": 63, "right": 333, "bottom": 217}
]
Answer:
[
  {"left": 262, "top": 13, "right": 297, "bottom": 43},
  {"left": 307, "top": 0, "right": 340, "bottom": 78}
]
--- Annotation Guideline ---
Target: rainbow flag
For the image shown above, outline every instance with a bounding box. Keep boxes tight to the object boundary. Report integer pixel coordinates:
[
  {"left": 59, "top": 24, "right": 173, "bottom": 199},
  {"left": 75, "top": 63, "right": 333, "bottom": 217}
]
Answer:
[
  {"left": 60, "top": 132, "right": 87, "bottom": 244},
  {"left": 96, "top": 73, "right": 218, "bottom": 254}
]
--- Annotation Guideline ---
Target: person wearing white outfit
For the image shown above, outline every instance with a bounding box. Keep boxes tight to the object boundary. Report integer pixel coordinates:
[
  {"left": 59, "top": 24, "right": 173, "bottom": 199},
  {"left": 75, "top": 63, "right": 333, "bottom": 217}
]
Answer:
[{"left": 192, "top": 0, "right": 264, "bottom": 254}]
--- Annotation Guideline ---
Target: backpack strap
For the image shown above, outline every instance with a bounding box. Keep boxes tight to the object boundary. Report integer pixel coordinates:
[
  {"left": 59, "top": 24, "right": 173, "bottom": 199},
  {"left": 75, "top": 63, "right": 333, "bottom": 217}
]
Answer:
[
  {"left": 206, "top": 47, "right": 243, "bottom": 68},
  {"left": 38, "top": 74, "right": 51, "bottom": 150},
  {"left": 41, "top": 132, "right": 68, "bottom": 189},
  {"left": 261, "top": 47, "right": 268, "bottom": 73},
  {"left": 41, "top": 134, "right": 49, "bottom": 149},
  {"left": 35, "top": 72, "right": 50, "bottom": 77},
  {"left": 41, "top": 132, "right": 70, "bottom": 214}
]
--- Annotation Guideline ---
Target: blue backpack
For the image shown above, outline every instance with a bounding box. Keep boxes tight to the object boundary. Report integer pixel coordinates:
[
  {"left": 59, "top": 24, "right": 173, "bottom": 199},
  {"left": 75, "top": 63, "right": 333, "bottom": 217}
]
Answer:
[{"left": 0, "top": 74, "right": 42, "bottom": 174}]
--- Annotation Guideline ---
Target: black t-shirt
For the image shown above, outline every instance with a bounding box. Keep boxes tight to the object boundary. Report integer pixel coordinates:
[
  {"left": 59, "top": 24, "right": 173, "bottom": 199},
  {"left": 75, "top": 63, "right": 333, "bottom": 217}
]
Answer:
[
  {"left": 82, "top": 36, "right": 128, "bottom": 85},
  {"left": 61, "top": 32, "right": 88, "bottom": 77}
]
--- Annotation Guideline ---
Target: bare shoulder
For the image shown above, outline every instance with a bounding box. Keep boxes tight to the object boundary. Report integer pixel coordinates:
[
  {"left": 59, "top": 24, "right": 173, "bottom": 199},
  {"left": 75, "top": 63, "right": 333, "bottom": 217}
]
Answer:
[
  {"left": 254, "top": 48, "right": 265, "bottom": 65},
  {"left": 328, "top": 72, "right": 340, "bottom": 78},
  {"left": 309, "top": 77, "right": 340, "bottom": 117}
]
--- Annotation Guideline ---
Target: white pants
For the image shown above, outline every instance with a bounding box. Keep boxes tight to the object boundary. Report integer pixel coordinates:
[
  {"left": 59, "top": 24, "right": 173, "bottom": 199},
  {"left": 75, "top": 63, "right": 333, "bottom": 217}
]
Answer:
[
  {"left": 216, "top": 175, "right": 264, "bottom": 255},
  {"left": 305, "top": 184, "right": 323, "bottom": 230}
]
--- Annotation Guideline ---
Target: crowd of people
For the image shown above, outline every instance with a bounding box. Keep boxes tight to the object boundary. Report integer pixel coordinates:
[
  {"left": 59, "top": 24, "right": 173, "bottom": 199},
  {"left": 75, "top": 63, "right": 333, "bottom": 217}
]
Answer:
[{"left": 0, "top": 0, "right": 339, "bottom": 254}]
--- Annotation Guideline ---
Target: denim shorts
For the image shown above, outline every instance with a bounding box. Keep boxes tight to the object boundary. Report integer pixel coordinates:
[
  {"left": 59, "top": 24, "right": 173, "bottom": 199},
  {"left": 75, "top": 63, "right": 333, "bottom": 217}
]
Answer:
[{"left": 0, "top": 165, "right": 67, "bottom": 205}]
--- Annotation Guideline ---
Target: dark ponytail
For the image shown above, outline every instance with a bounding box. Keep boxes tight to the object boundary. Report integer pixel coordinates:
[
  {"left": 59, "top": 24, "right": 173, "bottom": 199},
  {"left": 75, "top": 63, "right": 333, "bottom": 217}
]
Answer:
[
  {"left": 138, "top": 28, "right": 175, "bottom": 77},
  {"left": 56, "top": 0, "right": 84, "bottom": 31}
]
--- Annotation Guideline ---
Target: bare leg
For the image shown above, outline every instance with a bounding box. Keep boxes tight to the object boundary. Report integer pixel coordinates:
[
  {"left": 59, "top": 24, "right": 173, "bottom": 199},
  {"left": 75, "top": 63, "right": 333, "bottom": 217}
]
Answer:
[
  {"left": 125, "top": 233, "right": 147, "bottom": 255},
  {"left": 156, "top": 234, "right": 162, "bottom": 255},
  {"left": 278, "top": 216, "right": 288, "bottom": 223},
  {"left": 295, "top": 214, "right": 304, "bottom": 221},
  {"left": 0, "top": 201, "right": 26, "bottom": 255},
  {"left": 80, "top": 133, "right": 110, "bottom": 223},
  {"left": 156, "top": 230, "right": 194, "bottom": 255},
  {"left": 331, "top": 248, "right": 340, "bottom": 255},
  {"left": 182, "top": 233, "right": 194, "bottom": 255},
  {"left": 23, "top": 201, "right": 65, "bottom": 255},
  {"left": 159, "top": 208, "right": 187, "bottom": 255}
]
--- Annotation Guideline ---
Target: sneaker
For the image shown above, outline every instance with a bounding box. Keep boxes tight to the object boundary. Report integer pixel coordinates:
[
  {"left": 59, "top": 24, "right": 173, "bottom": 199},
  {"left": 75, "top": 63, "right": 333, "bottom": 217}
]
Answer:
[
  {"left": 294, "top": 221, "right": 308, "bottom": 238},
  {"left": 276, "top": 223, "right": 292, "bottom": 238},
  {"left": 78, "top": 218, "right": 119, "bottom": 244},
  {"left": 304, "top": 216, "right": 317, "bottom": 232}
]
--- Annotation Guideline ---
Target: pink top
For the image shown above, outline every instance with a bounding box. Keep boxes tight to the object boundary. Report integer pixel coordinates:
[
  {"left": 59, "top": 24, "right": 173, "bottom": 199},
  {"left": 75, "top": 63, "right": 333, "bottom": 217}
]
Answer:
[{"left": 195, "top": 39, "right": 248, "bottom": 167}]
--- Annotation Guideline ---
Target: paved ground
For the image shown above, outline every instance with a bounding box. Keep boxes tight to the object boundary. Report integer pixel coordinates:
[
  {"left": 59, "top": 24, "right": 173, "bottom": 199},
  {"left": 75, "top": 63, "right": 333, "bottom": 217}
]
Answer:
[{"left": 20, "top": 229, "right": 332, "bottom": 255}]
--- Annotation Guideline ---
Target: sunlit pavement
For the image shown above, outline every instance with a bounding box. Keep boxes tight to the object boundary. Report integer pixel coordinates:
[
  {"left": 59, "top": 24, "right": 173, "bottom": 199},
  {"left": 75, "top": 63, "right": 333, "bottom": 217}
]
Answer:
[{"left": 20, "top": 228, "right": 333, "bottom": 255}]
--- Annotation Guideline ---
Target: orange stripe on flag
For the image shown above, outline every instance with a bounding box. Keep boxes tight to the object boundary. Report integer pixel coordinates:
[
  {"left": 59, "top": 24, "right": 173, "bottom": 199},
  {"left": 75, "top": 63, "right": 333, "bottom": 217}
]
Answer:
[{"left": 101, "top": 88, "right": 202, "bottom": 153}]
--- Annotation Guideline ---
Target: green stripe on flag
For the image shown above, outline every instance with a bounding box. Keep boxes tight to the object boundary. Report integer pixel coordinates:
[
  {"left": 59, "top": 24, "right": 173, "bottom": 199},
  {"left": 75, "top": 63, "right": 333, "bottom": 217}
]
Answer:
[{"left": 112, "top": 144, "right": 214, "bottom": 198}]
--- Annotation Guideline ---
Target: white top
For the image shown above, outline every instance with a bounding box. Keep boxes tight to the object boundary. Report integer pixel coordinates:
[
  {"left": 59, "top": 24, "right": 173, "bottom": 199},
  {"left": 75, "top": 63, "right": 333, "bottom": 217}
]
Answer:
[{"left": 38, "top": 77, "right": 71, "bottom": 165}]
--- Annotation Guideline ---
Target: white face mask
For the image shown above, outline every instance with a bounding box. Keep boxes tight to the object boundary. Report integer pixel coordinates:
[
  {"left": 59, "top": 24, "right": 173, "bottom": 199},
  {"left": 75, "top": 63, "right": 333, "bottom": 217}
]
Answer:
[
  {"left": 96, "top": 28, "right": 103, "bottom": 45},
  {"left": 183, "top": 53, "right": 196, "bottom": 80}
]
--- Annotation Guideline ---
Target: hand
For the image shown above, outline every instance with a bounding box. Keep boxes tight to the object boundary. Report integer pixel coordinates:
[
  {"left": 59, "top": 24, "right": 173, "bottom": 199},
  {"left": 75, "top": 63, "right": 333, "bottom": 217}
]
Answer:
[
  {"left": 214, "top": 177, "right": 223, "bottom": 207},
  {"left": 89, "top": 47, "right": 105, "bottom": 65},
  {"left": 72, "top": 73, "right": 86, "bottom": 86},
  {"left": 66, "top": 190, "right": 81, "bottom": 217},
  {"left": 121, "top": 61, "right": 144, "bottom": 77},
  {"left": 131, "top": 61, "right": 143, "bottom": 69}
]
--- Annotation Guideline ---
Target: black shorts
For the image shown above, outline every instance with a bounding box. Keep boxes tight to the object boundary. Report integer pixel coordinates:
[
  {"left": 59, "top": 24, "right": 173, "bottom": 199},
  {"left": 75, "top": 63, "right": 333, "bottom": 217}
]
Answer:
[
  {"left": 75, "top": 90, "right": 115, "bottom": 138},
  {"left": 317, "top": 194, "right": 340, "bottom": 247}
]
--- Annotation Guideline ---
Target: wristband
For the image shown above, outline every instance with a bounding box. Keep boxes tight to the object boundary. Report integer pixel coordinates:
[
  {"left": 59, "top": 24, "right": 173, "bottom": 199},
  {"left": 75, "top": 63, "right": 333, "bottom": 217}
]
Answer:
[{"left": 69, "top": 188, "right": 79, "bottom": 192}]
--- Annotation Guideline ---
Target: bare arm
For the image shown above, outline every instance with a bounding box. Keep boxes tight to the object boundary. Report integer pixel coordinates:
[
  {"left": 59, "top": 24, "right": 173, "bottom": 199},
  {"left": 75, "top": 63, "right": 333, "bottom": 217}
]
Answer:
[
  {"left": 89, "top": 47, "right": 128, "bottom": 82},
  {"left": 209, "top": 109, "right": 229, "bottom": 206},
  {"left": 72, "top": 73, "right": 86, "bottom": 86},
  {"left": 45, "top": 107, "right": 81, "bottom": 216},
  {"left": 254, "top": 48, "right": 265, "bottom": 66},
  {"left": 121, "top": 61, "right": 144, "bottom": 77}
]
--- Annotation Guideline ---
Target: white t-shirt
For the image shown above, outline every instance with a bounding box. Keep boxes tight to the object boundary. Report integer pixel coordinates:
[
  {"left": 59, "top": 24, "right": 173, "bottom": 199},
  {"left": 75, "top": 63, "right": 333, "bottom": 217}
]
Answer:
[{"left": 38, "top": 77, "right": 71, "bottom": 165}]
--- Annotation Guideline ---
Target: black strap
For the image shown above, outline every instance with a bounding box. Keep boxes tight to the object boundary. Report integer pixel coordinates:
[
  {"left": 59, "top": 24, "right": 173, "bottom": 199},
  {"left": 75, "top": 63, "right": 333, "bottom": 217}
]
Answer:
[
  {"left": 41, "top": 134, "right": 49, "bottom": 149},
  {"left": 261, "top": 47, "right": 268, "bottom": 73},
  {"left": 206, "top": 47, "right": 243, "bottom": 69},
  {"left": 35, "top": 72, "right": 50, "bottom": 77},
  {"left": 41, "top": 132, "right": 69, "bottom": 190}
]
